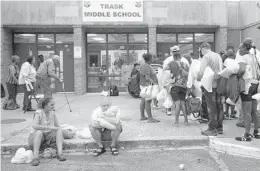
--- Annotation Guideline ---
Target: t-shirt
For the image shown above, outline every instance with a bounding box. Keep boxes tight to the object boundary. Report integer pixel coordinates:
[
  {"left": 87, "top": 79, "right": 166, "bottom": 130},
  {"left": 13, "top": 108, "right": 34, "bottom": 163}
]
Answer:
[
  {"left": 36, "top": 58, "right": 56, "bottom": 80},
  {"left": 236, "top": 49, "right": 260, "bottom": 94},
  {"left": 139, "top": 63, "right": 158, "bottom": 86},
  {"left": 163, "top": 56, "right": 190, "bottom": 69},
  {"left": 168, "top": 60, "right": 189, "bottom": 88}
]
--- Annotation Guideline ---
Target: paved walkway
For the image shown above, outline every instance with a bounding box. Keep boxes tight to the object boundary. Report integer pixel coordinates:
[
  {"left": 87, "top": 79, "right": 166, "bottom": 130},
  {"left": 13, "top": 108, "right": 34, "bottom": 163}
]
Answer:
[{"left": 1, "top": 93, "right": 260, "bottom": 158}]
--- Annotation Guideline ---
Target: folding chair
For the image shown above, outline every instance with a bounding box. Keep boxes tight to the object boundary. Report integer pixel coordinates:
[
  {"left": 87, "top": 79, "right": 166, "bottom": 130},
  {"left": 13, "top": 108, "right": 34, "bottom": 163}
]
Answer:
[{"left": 24, "top": 81, "right": 44, "bottom": 113}]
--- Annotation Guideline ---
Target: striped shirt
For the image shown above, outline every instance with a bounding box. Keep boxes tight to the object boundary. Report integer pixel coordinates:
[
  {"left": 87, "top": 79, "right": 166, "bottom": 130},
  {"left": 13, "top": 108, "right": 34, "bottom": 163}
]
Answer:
[
  {"left": 6, "top": 64, "right": 19, "bottom": 84},
  {"left": 198, "top": 51, "right": 223, "bottom": 88},
  {"left": 36, "top": 58, "right": 55, "bottom": 80}
]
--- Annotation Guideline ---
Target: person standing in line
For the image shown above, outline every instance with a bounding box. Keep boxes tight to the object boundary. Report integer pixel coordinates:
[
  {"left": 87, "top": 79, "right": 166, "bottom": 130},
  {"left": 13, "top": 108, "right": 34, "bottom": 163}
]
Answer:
[
  {"left": 36, "top": 55, "right": 62, "bottom": 98},
  {"left": 19, "top": 56, "right": 37, "bottom": 111},
  {"left": 4, "top": 55, "right": 20, "bottom": 110},
  {"left": 139, "top": 53, "right": 160, "bottom": 123},
  {"left": 197, "top": 42, "right": 224, "bottom": 136},
  {"left": 235, "top": 38, "right": 260, "bottom": 141}
]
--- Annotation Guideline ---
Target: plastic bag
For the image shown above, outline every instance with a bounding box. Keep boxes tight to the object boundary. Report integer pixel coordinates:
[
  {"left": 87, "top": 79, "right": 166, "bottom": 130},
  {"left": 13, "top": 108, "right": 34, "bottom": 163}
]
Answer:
[
  {"left": 156, "top": 88, "right": 167, "bottom": 101},
  {"left": 140, "top": 85, "right": 152, "bottom": 99},
  {"left": 61, "top": 124, "right": 78, "bottom": 139},
  {"left": 11, "top": 148, "right": 33, "bottom": 164},
  {"left": 157, "top": 68, "right": 163, "bottom": 89},
  {"left": 224, "top": 58, "right": 239, "bottom": 74},
  {"left": 76, "top": 127, "right": 92, "bottom": 139},
  {"left": 43, "top": 148, "right": 57, "bottom": 159},
  {"left": 163, "top": 94, "right": 173, "bottom": 108},
  {"left": 151, "top": 85, "right": 160, "bottom": 99},
  {"left": 201, "top": 67, "right": 214, "bottom": 92},
  {"left": 162, "top": 71, "right": 171, "bottom": 87}
]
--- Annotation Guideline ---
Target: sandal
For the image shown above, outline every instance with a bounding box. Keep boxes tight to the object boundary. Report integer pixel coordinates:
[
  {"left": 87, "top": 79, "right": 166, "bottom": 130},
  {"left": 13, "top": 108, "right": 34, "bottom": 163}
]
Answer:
[
  {"left": 147, "top": 118, "right": 160, "bottom": 123},
  {"left": 110, "top": 146, "right": 119, "bottom": 156},
  {"left": 93, "top": 147, "right": 106, "bottom": 157},
  {"left": 140, "top": 117, "right": 148, "bottom": 121}
]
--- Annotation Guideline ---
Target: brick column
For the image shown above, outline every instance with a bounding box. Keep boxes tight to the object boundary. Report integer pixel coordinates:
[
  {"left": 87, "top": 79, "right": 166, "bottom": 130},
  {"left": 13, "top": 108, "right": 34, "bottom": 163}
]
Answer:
[
  {"left": 215, "top": 27, "right": 228, "bottom": 53},
  {"left": 73, "top": 26, "right": 86, "bottom": 95},
  {"left": 148, "top": 26, "right": 157, "bottom": 55},
  {"left": 1, "top": 27, "right": 13, "bottom": 97}
]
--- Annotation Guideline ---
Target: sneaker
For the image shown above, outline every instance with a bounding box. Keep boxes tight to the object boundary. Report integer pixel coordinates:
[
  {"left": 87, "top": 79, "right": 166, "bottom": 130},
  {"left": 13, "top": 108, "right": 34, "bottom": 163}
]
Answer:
[
  {"left": 31, "top": 158, "right": 40, "bottom": 166},
  {"left": 217, "top": 128, "right": 223, "bottom": 134},
  {"left": 253, "top": 130, "right": 260, "bottom": 139},
  {"left": 166, "top": 111, "right": 171, "bottom": 115},
  {"left": 235, "top": 133, "right": 252, "bottom": 141},
  {"left": 226, "top": 98, "right": 235, "bottom": 105},
  {"left": 201, "top": 129, "right": 217, "bottom": 136},
  {"left": 230, "top": 115, "right": 238, "bottom": 119},
  {"left": 57, "top": 154, "right": 66, "bottom": 161}
]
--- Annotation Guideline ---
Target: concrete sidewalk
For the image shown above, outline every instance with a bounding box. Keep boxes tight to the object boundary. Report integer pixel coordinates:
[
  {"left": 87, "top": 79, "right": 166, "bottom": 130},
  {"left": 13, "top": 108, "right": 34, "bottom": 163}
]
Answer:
[{"left": 1, "top": 93, "right": 260, "bottom": 159}]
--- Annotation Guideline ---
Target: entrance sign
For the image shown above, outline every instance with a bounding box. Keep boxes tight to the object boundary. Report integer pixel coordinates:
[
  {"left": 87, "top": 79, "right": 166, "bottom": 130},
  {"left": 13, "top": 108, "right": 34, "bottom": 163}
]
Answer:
[
  {"left": 74, "top": 46, "right": 82, "bottom": 58},
  {"left": 82, "top": 1, "right": 143, "bottom": 22}
]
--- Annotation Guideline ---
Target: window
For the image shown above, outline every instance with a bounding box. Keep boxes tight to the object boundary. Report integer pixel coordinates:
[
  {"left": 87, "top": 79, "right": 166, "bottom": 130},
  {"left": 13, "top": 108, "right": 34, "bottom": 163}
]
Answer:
[
  {"left": 108, "top": 34, "right": 127, "bottom": 43},
  {"left": 195, "top": 33, "right": 214, "bottom": 42},
  {"left": 157, "top": 34, "right": 176, "bottom": 43},
  {"left": 56, "top": 34, "right": 73, "bottom": 44},
  {"left": 14, "top": 34, "right": 36, "bottom": 43},
  {"left": 178, "top": 34, "right": 193, "bottom": 43},
  {"left": 129, "top": 34, "right": 147, "bottom": 43},
  {"left": 87, "top": 34, "right": 106, "bottom": 43},
  {"left": 38, "top": 34, "right": 54, "bottom": 43}
]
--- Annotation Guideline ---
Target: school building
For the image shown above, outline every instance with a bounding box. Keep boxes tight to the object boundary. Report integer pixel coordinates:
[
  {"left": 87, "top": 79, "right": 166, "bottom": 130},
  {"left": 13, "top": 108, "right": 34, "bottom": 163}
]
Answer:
[{"left": 1, "top": 1, "right": 260, "bottom": 94}]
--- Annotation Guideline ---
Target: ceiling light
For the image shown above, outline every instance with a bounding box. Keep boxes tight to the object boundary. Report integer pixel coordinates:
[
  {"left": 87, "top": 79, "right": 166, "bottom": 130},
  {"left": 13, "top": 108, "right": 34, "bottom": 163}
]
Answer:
[
  {"left": 92, "top": 37, "right": 104, "bottom": 41},
  {"left": 39, "top": 38, "right": 52, "bottom": 41},
  {"left": 185, "top": 37, "right": 193, "bottom": 40},
  {"left": 19, "top": 34, "right": 35, "bottom": 37},
  {"left": 88, "top": 34, "right": 97, "bottom": 37},
  {"left": 195, "top": 33, "right": 205, "bottom": 36}
]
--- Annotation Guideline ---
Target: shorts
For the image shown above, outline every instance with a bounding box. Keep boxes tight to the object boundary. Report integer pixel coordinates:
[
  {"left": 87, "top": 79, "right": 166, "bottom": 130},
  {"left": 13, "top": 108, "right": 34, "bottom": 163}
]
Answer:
[
  {"left": 240, "top": 83, "right": 258, "bottom": 102},
  {"left": 170, "top": 86, "right": 187, "bottom": 101},
  {"left": 89, "top": 123, "right": 123, "bottom": 141},
  {"left": 28, "top": 130, "right": 57, "bottom": 150}
]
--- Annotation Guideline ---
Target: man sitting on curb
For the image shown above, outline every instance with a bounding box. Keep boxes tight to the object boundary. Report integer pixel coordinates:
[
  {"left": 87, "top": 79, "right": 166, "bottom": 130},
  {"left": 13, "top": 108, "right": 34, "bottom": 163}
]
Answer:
[{"left": 89, "top": 97, "right": 122, "bottom": 156}]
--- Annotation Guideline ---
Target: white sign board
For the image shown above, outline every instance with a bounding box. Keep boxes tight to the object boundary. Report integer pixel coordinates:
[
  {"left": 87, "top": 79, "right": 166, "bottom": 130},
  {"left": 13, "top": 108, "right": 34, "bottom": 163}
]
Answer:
[
  {"left": 74, "top": 46, "right": 82, "bottom": 58},
  {"left": 82, "top": 1, "right": 143, "bottom": 22}
]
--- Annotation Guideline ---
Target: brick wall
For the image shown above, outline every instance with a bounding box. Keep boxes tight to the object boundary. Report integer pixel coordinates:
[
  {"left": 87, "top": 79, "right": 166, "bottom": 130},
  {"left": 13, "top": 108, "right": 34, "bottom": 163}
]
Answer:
[
  {"left": 73, "top": 26, "right": 86, "bottom": 95},
  {"left": 215, "top": 27, "right": 228, "bottom": 53},
  {"left": 148, "top": 26, "right": 156, "bottom": 55},
  {"left": 1, "top": 27, "right": 13, "bottom": 96}
]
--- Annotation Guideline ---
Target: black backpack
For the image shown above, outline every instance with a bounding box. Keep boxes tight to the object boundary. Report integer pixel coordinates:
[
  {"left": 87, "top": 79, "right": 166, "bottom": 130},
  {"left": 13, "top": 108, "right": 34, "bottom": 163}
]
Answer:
[{"left": 109, "top": 85, "right": 119, "bottom": 96}]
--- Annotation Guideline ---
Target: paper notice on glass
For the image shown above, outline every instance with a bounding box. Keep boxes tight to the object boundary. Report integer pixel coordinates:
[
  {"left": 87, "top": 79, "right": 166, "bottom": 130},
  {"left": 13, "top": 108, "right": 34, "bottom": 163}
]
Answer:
[
  {"left": 74, "top": 46, "right": 81, "bottom": 58},
  {"left": 201, "top": 67, "right": 214, "bottom": 92}
]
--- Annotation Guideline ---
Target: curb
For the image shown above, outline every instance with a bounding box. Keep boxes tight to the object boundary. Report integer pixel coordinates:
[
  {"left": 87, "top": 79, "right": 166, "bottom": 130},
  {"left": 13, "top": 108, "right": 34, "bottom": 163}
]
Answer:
[
  {"left": 209, "top": 137, "right": 260, "bottom": 159},
  {"left": 1, "top": 136, "right": 209, "bottom": 155}
]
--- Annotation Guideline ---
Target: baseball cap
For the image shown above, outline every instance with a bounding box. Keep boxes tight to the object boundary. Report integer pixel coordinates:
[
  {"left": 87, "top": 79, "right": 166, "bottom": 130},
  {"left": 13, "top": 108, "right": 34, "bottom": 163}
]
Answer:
[
  {"left": 170, "top": 46, "right": 180, "bottom": 52},
  {"left": 200, "top": 42, "right": 211, "bottom": 49},
  {"left": 52, "top": 55, "right": 60, "bottom": 62}
]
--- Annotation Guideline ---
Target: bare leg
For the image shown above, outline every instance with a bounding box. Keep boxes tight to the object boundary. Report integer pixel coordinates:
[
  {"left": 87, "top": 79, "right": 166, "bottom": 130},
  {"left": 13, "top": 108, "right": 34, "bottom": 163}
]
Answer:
[
  {"left": 252, "top": 100, "right": 259, "bottom": 131},
  {"left": 173, "top": 100, "right": 181, "bottom": 126},
  {"left": 145, "top": 100, "right": 159, "bottom": 122},
  {"left": 180, "top": 100, "right": 189, "bottom": 125},
  {"left": 56, "top": 129, "right": 64, "bottom": 155},
  {"left": 33, "top": 131, "right": 44, "bottom": 158},
  {"left": 140, "top": 98, "right": 147, "bottom": 120},
  {"left": 111, "top": 129, "right": 121, "bottom": 147},
  {"left": 89, "top": 127, "right": 103, "bottom": 148}
]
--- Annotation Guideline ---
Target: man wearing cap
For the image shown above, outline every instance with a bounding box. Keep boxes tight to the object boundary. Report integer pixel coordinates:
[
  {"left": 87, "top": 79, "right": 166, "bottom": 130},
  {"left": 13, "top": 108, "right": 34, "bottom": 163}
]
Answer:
[
  {"left": 89, "top": 98, "right": 122, "bottom": 156},
  {"left": 36, "top": 55, "right": 63, "bottom": 98},
  {"left": 197, "top": 42, "right": 224, "bottom": 136}
]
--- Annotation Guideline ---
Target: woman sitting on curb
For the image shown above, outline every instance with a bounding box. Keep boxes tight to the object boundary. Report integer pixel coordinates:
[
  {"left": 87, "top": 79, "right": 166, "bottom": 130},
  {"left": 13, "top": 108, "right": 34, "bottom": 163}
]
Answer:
[
  {"left": 89, "top": 97, "right": 123, "bottom": 157},
  {"left": 29, "top": 97, "right": 66, "bottom": 166}
]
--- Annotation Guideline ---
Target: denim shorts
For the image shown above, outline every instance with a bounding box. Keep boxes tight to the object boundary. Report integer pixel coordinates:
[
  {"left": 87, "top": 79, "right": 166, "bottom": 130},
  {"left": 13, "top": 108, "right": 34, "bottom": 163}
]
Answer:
[{"left": 240, "top": 83, "right": 258, "bottom": 102}]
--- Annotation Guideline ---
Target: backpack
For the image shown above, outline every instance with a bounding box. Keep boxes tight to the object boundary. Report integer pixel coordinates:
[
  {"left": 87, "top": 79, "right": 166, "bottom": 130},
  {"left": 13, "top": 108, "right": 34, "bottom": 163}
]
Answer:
[{"left": 109, "top": 85, "right": 119, "bottom": 96}]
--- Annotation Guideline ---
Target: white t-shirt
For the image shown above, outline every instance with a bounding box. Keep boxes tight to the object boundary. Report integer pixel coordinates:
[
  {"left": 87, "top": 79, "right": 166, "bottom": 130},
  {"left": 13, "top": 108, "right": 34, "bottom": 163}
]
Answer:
[
  {"left": 163, "top": 56, "right": 190, "bottom": 69},
  {"left": 18, "top": 62, "right": 36, "bottom": 85},
  {"left": 236, "top": 48, "right": 260, "bottom": 94}
]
